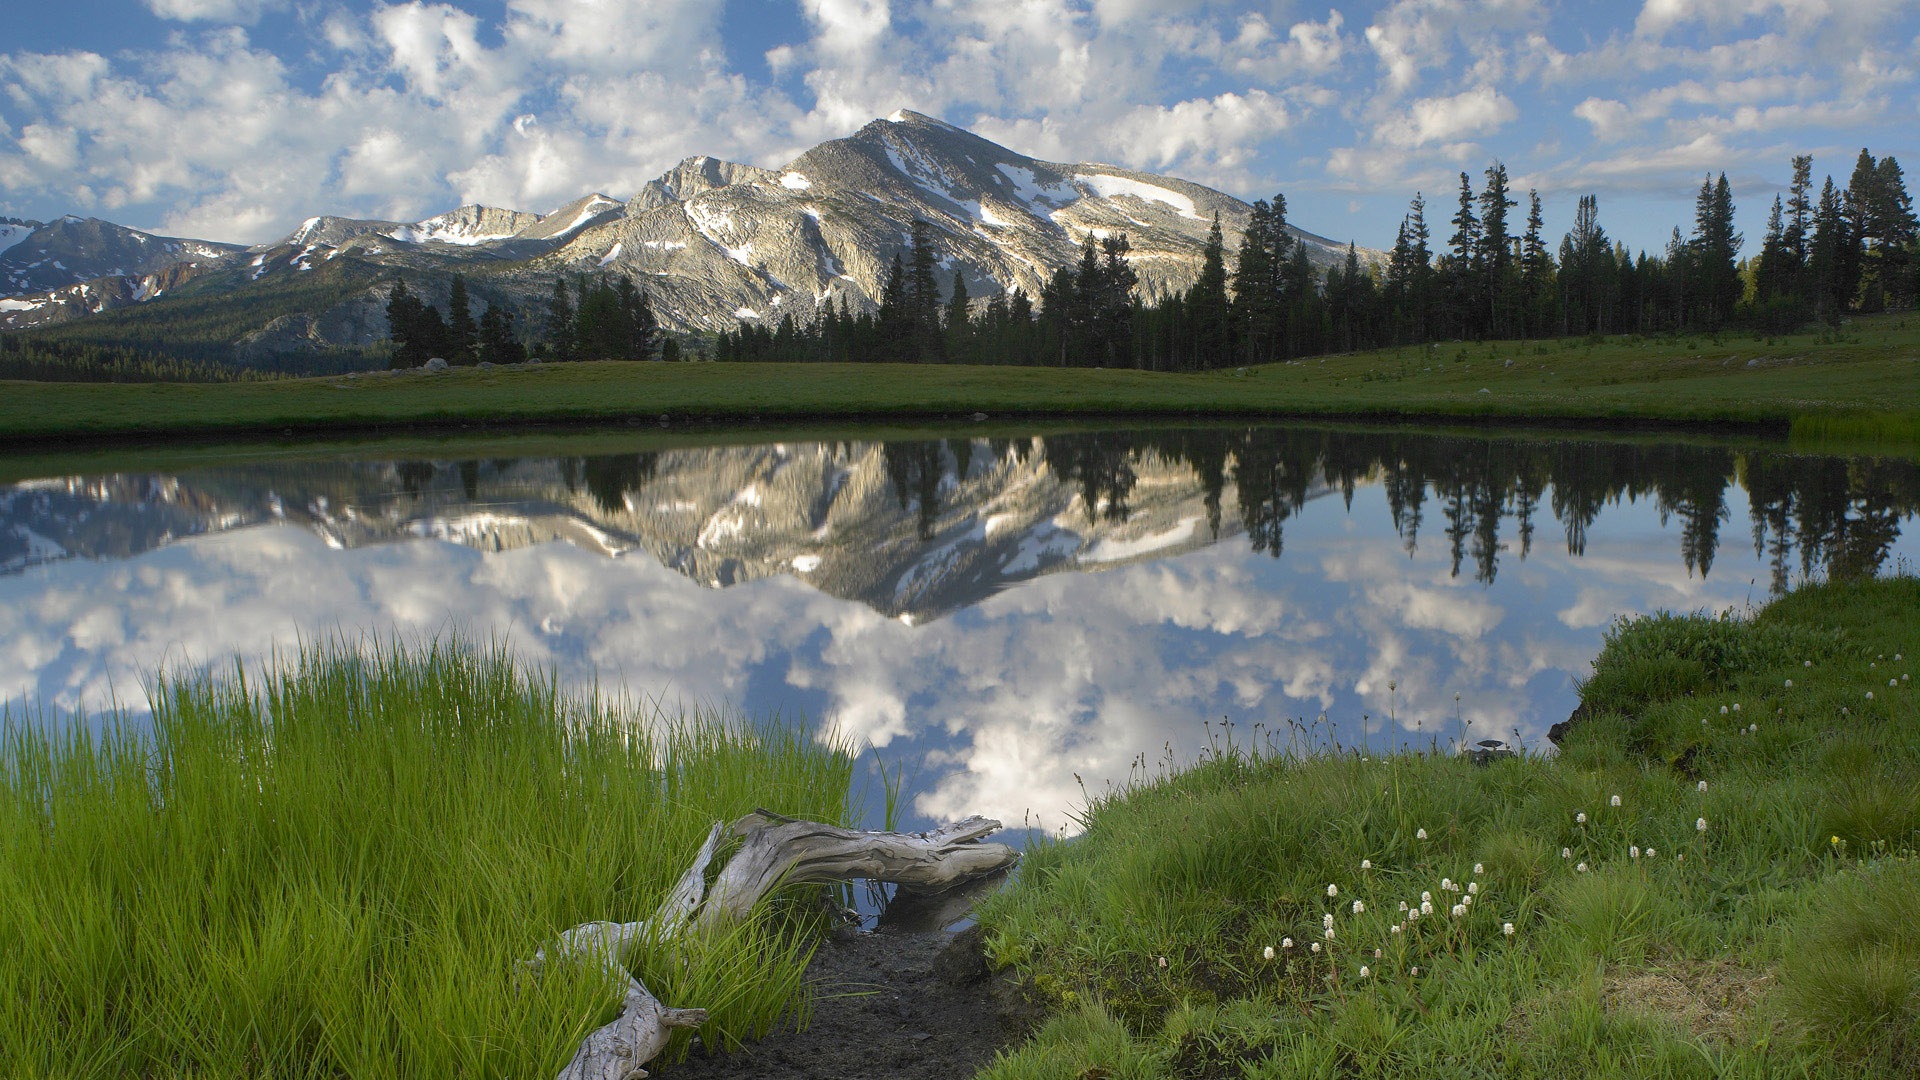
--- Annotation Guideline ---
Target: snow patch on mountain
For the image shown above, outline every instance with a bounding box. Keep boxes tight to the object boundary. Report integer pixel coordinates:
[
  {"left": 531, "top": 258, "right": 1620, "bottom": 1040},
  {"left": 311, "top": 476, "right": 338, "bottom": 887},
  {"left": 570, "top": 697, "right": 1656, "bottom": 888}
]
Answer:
[
  {"left": 550, "top": 196, "right": 623, "bottom": 238},
  {"left": 1075, "top": 174, "right": 1202, "bottom": 221},
  {"left": 780, "top": 172, "right": 812, "bottom": 191},
  {"left": 0, "top": 222, "right": 37, "bottom": 258}
]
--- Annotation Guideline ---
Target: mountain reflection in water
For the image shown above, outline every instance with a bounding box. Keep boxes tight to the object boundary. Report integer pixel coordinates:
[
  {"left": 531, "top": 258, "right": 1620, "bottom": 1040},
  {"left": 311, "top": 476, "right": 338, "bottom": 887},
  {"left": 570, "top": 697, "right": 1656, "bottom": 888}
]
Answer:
[{"left": 2, "top": 427, "right": 1915, "bottom": 831}]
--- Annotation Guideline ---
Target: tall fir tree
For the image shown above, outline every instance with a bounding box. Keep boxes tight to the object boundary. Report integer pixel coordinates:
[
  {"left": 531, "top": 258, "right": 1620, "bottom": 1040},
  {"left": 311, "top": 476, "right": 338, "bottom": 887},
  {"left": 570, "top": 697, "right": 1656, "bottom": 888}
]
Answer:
[
  {"left": 445, "top": 274, "right": 477, "bottom": 364},
  {"left": 1477, "top": 163, "right": 1518, "bottom": 336},
  {"left": 1446, "top": 172, "right": 1483, "bottom": 338},
  {"left": 545, "top": 278, "right": 576, "bottom": 361},
  {"left": 906, "top": 219, "right": 943, "bottom": 361},
  {"left": 1186, "top": 214, "right": 1232, "bottom": 369},
  {"left": 1689, "top": 173, "right": 1742, "bottom": 329},
  {"left": 945, "top": 272, "right": 972, "bottom": 363}
]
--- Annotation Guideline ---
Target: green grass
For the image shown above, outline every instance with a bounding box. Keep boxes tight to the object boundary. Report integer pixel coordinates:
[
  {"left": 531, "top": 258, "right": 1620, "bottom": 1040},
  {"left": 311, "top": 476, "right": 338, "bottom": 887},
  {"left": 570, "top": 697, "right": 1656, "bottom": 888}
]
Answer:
[
  {"left": 0, "top": 638, "right": 855, "bottom": 1078},
  {"left": 973, "top": 574, "right": 1920, "bottom": 1078},
  {"left": 3, "top": 314, "right": 1917, "bottom": 442}
]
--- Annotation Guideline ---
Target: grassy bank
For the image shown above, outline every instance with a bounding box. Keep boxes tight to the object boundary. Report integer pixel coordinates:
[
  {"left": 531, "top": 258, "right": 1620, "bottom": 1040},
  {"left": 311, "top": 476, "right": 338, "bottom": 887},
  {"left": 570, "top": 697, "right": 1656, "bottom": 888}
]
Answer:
[
  {"left": 973, "top": 574, "right": 1920, "bottom": 1078},
  {"left": 0, "top": 640, "right": 853, "bottom": 1078},
  {"left": 2, "top": 315, "right": 1915, "bottom": 443}
]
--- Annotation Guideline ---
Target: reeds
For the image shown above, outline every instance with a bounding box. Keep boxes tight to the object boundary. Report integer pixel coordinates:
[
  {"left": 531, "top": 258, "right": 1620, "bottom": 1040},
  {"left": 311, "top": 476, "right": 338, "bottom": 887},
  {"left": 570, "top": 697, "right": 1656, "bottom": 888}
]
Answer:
[{"left": 0, "top": 637, "right": 855, "bottom": 1078}]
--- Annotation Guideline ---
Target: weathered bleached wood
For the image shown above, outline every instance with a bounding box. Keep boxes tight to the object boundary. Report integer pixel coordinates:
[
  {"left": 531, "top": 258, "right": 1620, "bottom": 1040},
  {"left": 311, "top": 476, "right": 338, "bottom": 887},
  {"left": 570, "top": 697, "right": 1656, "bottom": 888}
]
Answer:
[
  {"left": 695, "top": 812, "right": 1019, "bottom": 934},
  {"left": 535, "top": 813, "right": 1018, "bottom": 1080}
]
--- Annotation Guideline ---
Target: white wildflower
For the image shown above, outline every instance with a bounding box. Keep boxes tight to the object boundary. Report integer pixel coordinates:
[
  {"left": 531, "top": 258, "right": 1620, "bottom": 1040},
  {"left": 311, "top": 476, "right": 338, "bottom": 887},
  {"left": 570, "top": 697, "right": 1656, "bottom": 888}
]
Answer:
[
  {"left": 1474, "top": 863, "right": 1485, "bottom": 875},
  {"left": 1283, "top": 938, "right": 1294, "bottom": 949},
  {"left": 1352, "top": 900, "right": 1365, "bottom": 915},
  {"left": 1324, "top": 913, "right": 1336, "bottom": 929},
  {"left": 1577, "top": 862, "right": 1589, "bottom": 872},
  {"left": 1417, "top": 828, "right": 1429, "bottom": 840},
  {"left": 1698, "top": 780, "right": 1708, "bottom": 792},
  {"left": 1157, "top": 956, "right": 1167, "bottom": 969},
  {"left": 1361, "top": 859, "right": 1372, "bottom": 870},
  {"left": 1263, "top": 945, "right": 1275, "bottom": 960},
  {"left": 1697, "top": 817, "right": 1708, "bottom": 832},
  {"left": 1503, "top": 922, "right": 1516, "bottom": 936},
  {"left": 1359, "top": 965, "right": 1371, "bottom": 978},
  {"left": 1311, "top": 942, "right": 1321, "bottom": 953},
  {"left": 1562, "top": 848, "right": 1571, "bottom": 859},
  {"left": 1325, "top": 928, "right": 1335, "bottom": 941},
  {"left": 1785, "top": 679, "right": 1794, "bottom": 688},
  {"left": 1421, "top": 900, "right": 1434, "bottom": 915},
  {"left": 1631, "top": 846, "right": 1641, "bottom": 859},
  {"left": 1391, "top": 924, "right": 1403, "bottom": 934},
  {"left": 1422, "top": 891, "right": 1432, "bottom": 903},
  {"left": 1646, "top": 847, "right": 1656, "bottom": 857},
  {"left": 1610, "top": 794, "right": 1622, "bottom": 807},
  {"left": 1328, "top": 883, "right": 1339, "bottom": 898},
  {"left": 1720, "top": 705, "right": 1729, "bottom": 715},
  {"left": 1468, "top": 882, "right": 1478, "bottom": 894},
  {"left": 1451, "top": 904, "right": 1467, "bottom": 917},
  {"left": 1577, "top": 812, "right": 1588, "bottom": 824}
]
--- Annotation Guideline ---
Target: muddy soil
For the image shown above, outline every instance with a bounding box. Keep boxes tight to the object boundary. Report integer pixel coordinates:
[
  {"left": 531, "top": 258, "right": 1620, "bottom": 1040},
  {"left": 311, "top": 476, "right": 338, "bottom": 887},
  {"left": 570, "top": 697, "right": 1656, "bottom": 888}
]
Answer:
[{"left": 652, "top": 924, "right": 1041, "bottom": 1080}]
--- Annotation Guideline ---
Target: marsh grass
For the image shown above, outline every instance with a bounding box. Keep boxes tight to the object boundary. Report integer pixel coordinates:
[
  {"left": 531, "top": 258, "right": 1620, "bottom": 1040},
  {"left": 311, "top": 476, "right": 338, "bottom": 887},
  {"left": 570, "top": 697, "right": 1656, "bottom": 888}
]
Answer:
[
  {"left": 0, "top": 638, "right": 855, "bottom": 1078},
  {"left": 974, "top": 575, "right": 1920, "bottom": 1079}
]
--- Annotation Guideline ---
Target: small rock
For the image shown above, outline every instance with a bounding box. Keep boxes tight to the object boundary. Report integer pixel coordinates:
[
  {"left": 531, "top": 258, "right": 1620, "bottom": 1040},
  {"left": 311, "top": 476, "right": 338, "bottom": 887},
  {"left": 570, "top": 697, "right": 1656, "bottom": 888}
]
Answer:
[
  {"left": 423, "top": 357, "right": 448, "bottom": 372},
  {"left": 971, "top": 412, "right": 988, "bottom": 422},
  {"left": 477, "top": 361, "right": 496, "bottom": 369}
]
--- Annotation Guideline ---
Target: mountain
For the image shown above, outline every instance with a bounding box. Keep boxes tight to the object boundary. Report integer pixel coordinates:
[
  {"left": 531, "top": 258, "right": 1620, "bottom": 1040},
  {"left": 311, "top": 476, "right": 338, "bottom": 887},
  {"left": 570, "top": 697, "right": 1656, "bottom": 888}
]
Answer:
[
  {"left": 0, "top": 217, "right": 238, "bottom": 298},
  {"left": 0, "top": 112, "right": 1381, "bottom": 358}
]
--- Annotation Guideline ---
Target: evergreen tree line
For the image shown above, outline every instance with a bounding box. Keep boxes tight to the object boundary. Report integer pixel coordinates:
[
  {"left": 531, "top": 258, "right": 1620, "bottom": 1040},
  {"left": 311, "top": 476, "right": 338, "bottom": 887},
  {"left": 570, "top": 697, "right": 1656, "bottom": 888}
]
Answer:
[
  {"left": 716, "top": 149, "right": 1916, "bottom": 369},
  {"left": 0, "top": 336, "right": 279, "bottom": 383},
  {"left": 385, "top": 273, "right": 668, "bottom": 367}
]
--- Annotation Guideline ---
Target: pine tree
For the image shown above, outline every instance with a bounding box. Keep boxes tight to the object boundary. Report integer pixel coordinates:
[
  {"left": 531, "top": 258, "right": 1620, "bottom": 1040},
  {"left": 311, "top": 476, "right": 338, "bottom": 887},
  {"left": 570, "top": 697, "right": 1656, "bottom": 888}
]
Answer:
[
  {"left": 877, "top": 253, "right": 908, "bottom": 362},
  {"left": 945, "top": 272, "right": 972, "bottom": 363},
  {"left": 1405, "top": 192, "right": 1432, "bottom": 342},
  {"left": 1446, "top": 172, "right": 1482, "bottom": 338},
  {"left": 477, "top": 301, "right": 525, "bottom": 364},
  {"left": 384, "top": 278, "right": 432, "bottom": 368},
  {"left": 1231, "top": 196, "right": 1289, "bottom": 363},
  {"left": 545, "top": 278, "right": 576, "bottom": 361},
  {"left": 1689, "top": 173, "right": 1741, "bottom": 329},
  {"left": 445, "top": 274, "right": 477, "bottom": 364},
  {"left": 1808, "top": 175, "right": 1847, "bottom": 321},
  {"left": 906, "top": 219, "right": 943, "bottom": 361},
  {"left": 1520, "top": 189, "right": 1556, "bottom": 337},
  {"left": 1477, "top": 163, "right": 1517, "bottom": 336},
  {"left": 1186, "top": 214, "right": 1231, "bottom": 368}
]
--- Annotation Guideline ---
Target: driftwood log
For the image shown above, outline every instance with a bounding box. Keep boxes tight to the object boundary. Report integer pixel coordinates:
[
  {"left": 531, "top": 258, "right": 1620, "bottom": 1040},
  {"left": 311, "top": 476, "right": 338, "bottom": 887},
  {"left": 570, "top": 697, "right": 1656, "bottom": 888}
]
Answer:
[{"left": 531, "top": 811, "right": 1019, "bottom": 1080}]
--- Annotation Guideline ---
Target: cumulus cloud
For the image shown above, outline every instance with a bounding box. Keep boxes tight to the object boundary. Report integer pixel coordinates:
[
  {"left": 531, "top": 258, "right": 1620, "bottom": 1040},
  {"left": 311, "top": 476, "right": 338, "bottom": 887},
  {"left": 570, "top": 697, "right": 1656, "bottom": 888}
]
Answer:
[
  {"left": 144, "top": 0, "right": 284, "bottom": 24},
  {"left": 1375, "top": 86, "right": 1519, "bottom": 148},
  {"left": 0, "top": 0, "right": 1917, "bottom": 258}
]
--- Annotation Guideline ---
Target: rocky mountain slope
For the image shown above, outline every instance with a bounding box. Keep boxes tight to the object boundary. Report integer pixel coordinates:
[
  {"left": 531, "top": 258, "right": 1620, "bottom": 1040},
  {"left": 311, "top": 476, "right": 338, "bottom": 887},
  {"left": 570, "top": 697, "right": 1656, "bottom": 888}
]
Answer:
[{"left": 0, "top": 112, "right": 1380, "bottom": 356}]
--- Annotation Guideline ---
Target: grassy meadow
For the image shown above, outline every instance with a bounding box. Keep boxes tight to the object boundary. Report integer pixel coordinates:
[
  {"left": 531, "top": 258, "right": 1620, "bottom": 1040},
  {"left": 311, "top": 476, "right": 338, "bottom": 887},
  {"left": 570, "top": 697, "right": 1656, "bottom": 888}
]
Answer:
[
  {"left": 973, "top": 574, "right": 1920, "bottom": 1079},
  {"left": 1, "top": 315, "right": 1915, "bottom": 444},
  {"left": 0, "top": 640, "right": 854, "bottom": 1078}
]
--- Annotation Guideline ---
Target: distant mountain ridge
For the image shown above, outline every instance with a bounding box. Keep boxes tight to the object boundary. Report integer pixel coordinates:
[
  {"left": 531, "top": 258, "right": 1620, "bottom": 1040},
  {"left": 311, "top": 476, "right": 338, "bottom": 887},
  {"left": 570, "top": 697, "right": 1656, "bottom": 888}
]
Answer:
[{"left": 0, "top": 111, "right": 1380, "bottom": 361}]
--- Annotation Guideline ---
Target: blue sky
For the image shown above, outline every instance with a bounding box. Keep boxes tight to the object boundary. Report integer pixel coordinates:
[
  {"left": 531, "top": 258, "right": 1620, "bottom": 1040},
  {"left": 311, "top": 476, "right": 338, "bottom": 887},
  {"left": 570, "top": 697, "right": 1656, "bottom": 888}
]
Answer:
[{"left": 2, "top": 1, "right": 1916, "bottom": 256}]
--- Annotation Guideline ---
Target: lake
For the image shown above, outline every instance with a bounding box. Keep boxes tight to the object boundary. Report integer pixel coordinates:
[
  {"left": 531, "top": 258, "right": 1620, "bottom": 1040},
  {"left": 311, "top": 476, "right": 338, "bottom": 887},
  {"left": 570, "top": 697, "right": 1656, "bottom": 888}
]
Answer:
[{"left": 3, "top": 423, "right": 1915, "bottom": 833}]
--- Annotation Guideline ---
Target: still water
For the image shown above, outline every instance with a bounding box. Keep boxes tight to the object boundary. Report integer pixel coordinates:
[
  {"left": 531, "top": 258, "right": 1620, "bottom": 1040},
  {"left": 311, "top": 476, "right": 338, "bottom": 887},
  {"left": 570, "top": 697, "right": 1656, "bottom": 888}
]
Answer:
[{"left": 3, "top": 425, "right": 1915, "bottom": 832}]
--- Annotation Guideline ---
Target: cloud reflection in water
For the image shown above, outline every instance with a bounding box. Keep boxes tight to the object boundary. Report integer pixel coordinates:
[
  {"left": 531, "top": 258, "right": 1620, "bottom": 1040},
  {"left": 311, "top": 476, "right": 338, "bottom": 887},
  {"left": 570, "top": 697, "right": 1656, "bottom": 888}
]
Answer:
[{"left": 1, "top": 428, "right": 1914, "bottom": 833}]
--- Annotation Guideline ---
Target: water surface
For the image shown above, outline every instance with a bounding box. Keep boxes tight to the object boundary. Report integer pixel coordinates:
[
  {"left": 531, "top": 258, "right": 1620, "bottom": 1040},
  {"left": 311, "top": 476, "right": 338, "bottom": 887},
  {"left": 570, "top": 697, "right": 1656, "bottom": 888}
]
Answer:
[{"left": 4, "top": 424, "right": 1914, "bottom": 831}]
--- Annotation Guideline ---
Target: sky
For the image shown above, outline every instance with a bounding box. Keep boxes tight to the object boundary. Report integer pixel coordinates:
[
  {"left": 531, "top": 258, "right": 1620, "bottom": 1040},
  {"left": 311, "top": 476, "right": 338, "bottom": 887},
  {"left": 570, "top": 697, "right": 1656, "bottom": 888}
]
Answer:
[{"left": 2, "top": 1, "right": 1916, "bottom": 257}]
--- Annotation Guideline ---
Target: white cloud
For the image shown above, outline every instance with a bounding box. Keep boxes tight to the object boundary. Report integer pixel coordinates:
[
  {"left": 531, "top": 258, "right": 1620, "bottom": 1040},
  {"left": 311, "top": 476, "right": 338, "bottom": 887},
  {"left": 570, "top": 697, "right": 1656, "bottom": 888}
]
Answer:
[
  {"left": 1376, "top": 86, "right": 1519, "bottom": 148},
  {"left": 144, "top": 0, "right": 283, "bottom": 24}
]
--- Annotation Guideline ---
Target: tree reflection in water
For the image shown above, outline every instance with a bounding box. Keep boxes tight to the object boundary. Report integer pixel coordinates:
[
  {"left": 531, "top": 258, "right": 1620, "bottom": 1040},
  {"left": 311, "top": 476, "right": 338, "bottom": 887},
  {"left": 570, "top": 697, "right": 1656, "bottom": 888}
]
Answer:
[{"left": 876, "top": 428, "right": 1918, "bottom": 587}]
